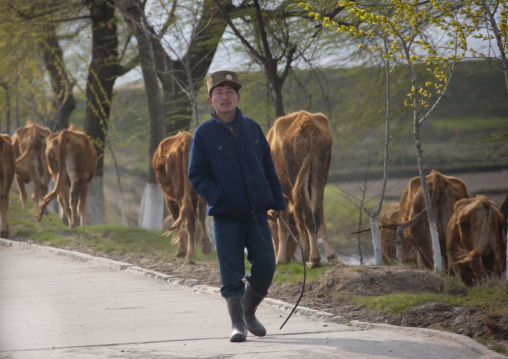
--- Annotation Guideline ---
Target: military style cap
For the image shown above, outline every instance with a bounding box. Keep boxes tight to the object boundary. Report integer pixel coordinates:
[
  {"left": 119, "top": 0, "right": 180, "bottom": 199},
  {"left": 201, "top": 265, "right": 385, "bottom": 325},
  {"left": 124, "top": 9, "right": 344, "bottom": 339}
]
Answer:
[{"left": 207, "top": 70, "right": 242, "bottom": 96}]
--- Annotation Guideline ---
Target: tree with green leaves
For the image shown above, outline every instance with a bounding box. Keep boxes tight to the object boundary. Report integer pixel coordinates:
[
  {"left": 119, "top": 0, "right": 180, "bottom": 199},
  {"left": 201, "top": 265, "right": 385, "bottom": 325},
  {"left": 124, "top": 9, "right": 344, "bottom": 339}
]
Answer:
[
  {"left": 302, "top": 0, "right": 472, "bottom": 272},
  {"left": 433, "top": 0, "right": 508, "bottom": 140},
  {"left": 112, "top": 0, "right": 238, "bottom": 228},
  {"left": 114, "top": 0, "right": 167, "bottom": 230},
  {"left": 432, "top": 1, "right": 508, "bottom": 276},
  {"left": 0, "top": 1, "right": 81, "bottom": 131},
  {"left": 151, "top": 0, "right": 235, "bottom": 134},
  {"left": 213, "top": 0, "right": 331, "bottom": 118},
  {"left": 83, "top": 0, "right": 136, "bottom": 225}
]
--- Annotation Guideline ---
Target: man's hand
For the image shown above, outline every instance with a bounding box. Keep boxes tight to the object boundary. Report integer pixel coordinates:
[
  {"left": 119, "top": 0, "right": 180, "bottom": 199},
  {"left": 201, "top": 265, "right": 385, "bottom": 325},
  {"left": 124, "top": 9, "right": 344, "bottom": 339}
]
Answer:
[{"left": 271, "top": 210, "right": 284, "bottom": 218}]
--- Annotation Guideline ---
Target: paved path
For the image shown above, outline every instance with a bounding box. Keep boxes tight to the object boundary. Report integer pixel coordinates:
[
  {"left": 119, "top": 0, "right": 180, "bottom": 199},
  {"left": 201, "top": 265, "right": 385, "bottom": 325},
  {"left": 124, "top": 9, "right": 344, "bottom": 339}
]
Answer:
[{"left": 0, "top": 238, "right": 504, "bottom": 359}]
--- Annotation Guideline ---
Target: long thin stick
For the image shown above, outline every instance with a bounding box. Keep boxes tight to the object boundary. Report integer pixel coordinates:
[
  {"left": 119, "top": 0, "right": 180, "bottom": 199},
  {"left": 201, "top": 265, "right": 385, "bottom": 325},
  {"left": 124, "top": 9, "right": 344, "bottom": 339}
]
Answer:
[{"left": 278, "top": 216, "right": 306, "bottom": 330}]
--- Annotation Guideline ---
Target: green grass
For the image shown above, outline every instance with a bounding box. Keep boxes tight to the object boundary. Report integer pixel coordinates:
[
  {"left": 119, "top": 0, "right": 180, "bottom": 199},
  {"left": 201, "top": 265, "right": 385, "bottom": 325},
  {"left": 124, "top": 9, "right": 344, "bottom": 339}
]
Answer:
[
  {"left": 273, "top": 262, "right": 330, "bottom": 284},
  {"left": 349, "top": 276, "right": 508, "bottom": 316},
  {"left": 350, "top": 292, "right": 462, "bottom": 314},
  {"left": 6, "top": 195, "right": 217, "bottom": 262},
  {"left": 429, "top": 116, "right": 508, "bottom": 132},
  {"left": 8, "top": 193, "right": 332, "bottom": 282}
]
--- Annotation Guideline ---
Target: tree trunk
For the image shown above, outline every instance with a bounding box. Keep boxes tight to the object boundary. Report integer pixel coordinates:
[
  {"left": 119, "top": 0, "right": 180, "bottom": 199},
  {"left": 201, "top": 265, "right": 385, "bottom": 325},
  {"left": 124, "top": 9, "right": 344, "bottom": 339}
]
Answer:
[
  {"left": 0, "top": 83, "right": 10, "bottom": 133},
  {"left": 407, "top": 58, "right": 442, "bottom": 273},
  {"left": 42, "top": 25, "right": 76, "bottom": 132},
  {"left": 480, "top": 0, "right": 508, "bottom": 98},
  {"left": 83, "top": 0, "right": 122, "bottom": 225},
  {"left": 212, "top": 0, "right": 297, "bottom": 119},
  {"left": 266, "top": 73, "right": 285, "bottom": 118},
  {"left": 370, "top": 216, "right": 382, "bottom": 264},
  {"left": 368, "top": 1, "right": 391, "bottom": 266},
  {"left": 115, "top": 0, "right": 166, "bottom": 230},
  {"left": 149, "top": 0, "right": 231, "bottom": 134}
]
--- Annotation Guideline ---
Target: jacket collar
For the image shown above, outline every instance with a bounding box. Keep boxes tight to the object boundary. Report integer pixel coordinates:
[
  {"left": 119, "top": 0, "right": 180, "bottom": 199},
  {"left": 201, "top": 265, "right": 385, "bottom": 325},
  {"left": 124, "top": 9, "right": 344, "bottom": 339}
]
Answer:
[{"left": 210, "top": 108, "right": 243, "bottom": 124}]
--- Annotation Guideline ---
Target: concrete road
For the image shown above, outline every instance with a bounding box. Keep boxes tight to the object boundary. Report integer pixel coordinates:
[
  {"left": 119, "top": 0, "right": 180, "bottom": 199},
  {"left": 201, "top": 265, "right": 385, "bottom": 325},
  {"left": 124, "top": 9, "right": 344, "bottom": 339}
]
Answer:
[{"left": 0, "top": 238, "right": 504, "bottom": 359}]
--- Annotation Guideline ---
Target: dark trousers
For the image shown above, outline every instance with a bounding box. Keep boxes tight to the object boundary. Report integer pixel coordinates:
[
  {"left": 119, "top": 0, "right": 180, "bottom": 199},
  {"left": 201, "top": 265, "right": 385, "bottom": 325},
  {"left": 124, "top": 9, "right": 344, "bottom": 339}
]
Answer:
[{"left": 213, "top": 215, "right": 276, "bottom": 298}]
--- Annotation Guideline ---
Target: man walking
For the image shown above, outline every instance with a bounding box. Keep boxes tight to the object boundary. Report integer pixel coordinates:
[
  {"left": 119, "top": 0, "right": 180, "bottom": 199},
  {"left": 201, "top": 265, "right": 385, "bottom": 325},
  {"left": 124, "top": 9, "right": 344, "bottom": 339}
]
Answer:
[{"left": 188, "top": 70, "right": 285, "bottom": 342}]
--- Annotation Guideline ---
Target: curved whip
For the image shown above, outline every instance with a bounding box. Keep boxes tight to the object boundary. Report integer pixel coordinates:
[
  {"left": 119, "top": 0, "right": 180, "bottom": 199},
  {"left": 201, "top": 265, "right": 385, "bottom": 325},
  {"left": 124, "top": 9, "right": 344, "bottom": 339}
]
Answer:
[{"left": 278, "top": 215, "right": 306, "bottom": 330}]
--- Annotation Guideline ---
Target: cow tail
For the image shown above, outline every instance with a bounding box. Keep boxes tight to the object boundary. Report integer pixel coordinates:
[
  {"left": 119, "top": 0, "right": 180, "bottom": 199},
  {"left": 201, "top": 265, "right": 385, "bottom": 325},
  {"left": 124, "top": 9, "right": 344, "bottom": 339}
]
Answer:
[
  {"left": 152, "top": 145, "right": 166, "bottom": 183},
  {"left": 0, "top": 139, "right": 15, "bottom": 195},
  {"left": 166, "top": 141, "right": 195, "bottom": 245},
  {"left": 15, "top": 145, "right": 31, "bottom": 164},
  {"left": 291, "top": 147, "right": 314, "bottom": 244},
  {"left": 455, "top": 202, "right": 492, "bottom": 265},
  {"left": 35, "top": 133, "right": 66, "bottom": 222}
]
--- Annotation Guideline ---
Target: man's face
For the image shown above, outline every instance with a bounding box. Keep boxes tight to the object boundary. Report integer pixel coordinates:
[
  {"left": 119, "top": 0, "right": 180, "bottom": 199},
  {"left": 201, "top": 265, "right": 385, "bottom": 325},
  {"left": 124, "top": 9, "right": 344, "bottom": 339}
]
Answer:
[{"left": 208, "top": 85, "right": 241, "bottom": 115}]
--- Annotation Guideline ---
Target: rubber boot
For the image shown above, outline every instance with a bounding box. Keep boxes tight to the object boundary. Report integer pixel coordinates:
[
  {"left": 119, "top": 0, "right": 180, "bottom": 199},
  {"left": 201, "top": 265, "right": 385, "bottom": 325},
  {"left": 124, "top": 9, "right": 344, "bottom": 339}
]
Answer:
[
  {"left": 225, "top": 296, "right": 247, "bottom": 342},
  {"left": 243, "top": 283, "right": 267, "bottom": 337}
]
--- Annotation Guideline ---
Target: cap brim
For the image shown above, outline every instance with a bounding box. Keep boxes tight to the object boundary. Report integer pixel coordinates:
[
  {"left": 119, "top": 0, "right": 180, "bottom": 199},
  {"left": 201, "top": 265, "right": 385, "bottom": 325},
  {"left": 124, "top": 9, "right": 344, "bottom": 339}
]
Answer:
[{"left": 212, "top": 80, "right": 241, "bottom": 91}]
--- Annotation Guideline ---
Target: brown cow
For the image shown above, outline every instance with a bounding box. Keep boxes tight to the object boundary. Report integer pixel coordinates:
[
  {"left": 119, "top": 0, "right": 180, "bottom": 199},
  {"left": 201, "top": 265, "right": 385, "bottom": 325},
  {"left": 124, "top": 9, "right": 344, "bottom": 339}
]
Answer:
[
  {"left": 378, "top": 202, "right": 425, "bottom": 266},
  {"left": 0, "top": 134, "right": 16, "bottom": 238},
  {"left": 11, "top": 121, "right": 51, "bottom": 209},
  {"left": 379, "top": 201, "right": 399, "bottom": 264},
  {"left": 446, "top": 195, "right": 507, "bottom": 286},
  {"left": 267, "top": 111, "right": 337, "bottom": 268},
  {"left": 399, "top": 170, "right": 469, "bottom": 270},
  {"left": 152, "top": 131, "right": 212, "bottom": 262},
  {"left": 35, "top": 125, "right": 97, "bottom": 228}
]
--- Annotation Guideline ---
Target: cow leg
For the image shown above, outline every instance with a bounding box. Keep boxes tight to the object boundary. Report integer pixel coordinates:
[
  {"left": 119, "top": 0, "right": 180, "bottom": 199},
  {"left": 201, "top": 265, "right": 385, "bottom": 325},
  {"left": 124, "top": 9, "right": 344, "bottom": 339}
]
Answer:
[
  {"left": 195, "top": 197, "right": 212, "bottom": 254},
  {"left": 267, "top": 216, "right": 280, "bottom": 261},
  {"left": 317, "top": 212, "right": 337, "bottom": 262},
  {"left": 284, "top": 236, "right": 297, "bottom": 263},
  {"left": 58, "top": 183, "right": 72, "bottom": 227},
  {"left": 470, "top": 257, "right": 487, "bottom": 284},
  {"left": 166, "top": 200, "right": 187, "bottom": 258},
  {"left": 56, "top": 194, "right": 70, "bottom": 227},
  {"left": 196, "top": 213, "right": 212, "bottom": 255},
  {"left": 284, "top": 218, "right": 298, "bottom": 263},
  {"left": 197, "top": 223, "right": 212, "bottom": 255},
  {"left": 77, "top": 184, "right": 89, "bottom": 226},
  {"left": 175, "top": 232, "right": 187, "bottom": 258},
  {"left": 485, "top": 223, "right": 506, "bottom": 278},
  {"left": 69, "top": 184, "right": 80, "bottom": 228},
  {"left": 490, "top": 241, "right": 507, "bottom": 278},
  {"left": 36, "top": 180, "right": 50, "bottom": 214},
  {"left": 457, "top": 259, "right": 475, "bottom": 286},
  {"left": 37, "top": 153, "right": 50, "bottom": 202},
  {"left": 0, "top": 195, "right": 8, "bottom": 238},
  {"left": 305, "top": 208, "right": 322, "bottom": 268},
  {"left": 275, "top": 215, "right": 292, "bottom": 264},
  {"left": 30, "top": 170, "right": 41, "bottom": 209},
  {"left": 166, "top": 198, "right": 179, "bottom": 227},
  {"left": 185, "top": 227, "right": 197, "bottom": 264},
  {"left": 306, "top": 231, "right": 322, "bottom": 268},
  {"left": 15, "top": 177, "right": 28, "bottom": 209}
]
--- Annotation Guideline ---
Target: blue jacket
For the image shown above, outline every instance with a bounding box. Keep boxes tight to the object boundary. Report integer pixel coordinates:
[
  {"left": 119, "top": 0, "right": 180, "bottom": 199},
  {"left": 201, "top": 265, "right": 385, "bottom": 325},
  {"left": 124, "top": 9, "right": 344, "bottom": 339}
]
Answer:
[{"left": 188, "top": 109, "right": 285, "bottom": 220}]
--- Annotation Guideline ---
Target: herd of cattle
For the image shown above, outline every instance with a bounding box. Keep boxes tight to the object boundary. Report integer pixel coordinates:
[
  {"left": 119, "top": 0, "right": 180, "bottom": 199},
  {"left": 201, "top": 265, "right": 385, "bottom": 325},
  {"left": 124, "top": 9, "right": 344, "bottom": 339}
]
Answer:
[
  {"left": 0, "top": 121, "right": 97, "bottom": 237},
  {"left": 1, "top": 112, "right": 506, "bottom": 287},
  {"left": 379, "top": 170, "right": 507, "bottom": 285}
]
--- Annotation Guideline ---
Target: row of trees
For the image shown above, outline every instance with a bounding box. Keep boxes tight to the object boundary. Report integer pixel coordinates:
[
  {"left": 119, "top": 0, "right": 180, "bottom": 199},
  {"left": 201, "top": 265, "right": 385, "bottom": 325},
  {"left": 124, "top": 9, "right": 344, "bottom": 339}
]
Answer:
[
  {"left": 0, "top": 0, "right": 337, "bottom": 229},
  {"left": 1, "top": 1, "right": 506, "bottom": 272}
]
